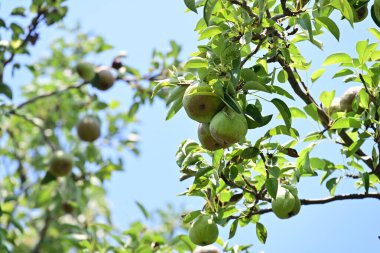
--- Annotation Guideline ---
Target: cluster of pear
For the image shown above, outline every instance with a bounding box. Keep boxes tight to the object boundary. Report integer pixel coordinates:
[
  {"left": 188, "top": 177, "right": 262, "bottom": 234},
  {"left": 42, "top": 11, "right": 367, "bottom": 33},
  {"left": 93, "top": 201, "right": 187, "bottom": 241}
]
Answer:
[
  {"left": 48, "top": 63, "right": 107, "bottom": 177},
  {"left": 189, "top": 214, "right": 219, "bottom": 246},
  {"left": 183, "top": 82, "right": 248, "bottom": 151},
  {"left": 326, "top": 86, "right": 363, "bottom": 116},
  {"left": 271, "top": 186, "right": 301, "bottom": 219}
]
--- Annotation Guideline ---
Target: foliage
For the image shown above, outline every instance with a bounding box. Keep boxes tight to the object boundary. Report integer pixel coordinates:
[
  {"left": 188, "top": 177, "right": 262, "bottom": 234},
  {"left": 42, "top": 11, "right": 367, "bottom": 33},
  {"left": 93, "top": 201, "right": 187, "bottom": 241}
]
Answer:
[
  {"left": 1, "top": 0, "right": 380, "bottom": 252},
  {"left": 156, "top": 0, "right": 380, "bottom": 247}
]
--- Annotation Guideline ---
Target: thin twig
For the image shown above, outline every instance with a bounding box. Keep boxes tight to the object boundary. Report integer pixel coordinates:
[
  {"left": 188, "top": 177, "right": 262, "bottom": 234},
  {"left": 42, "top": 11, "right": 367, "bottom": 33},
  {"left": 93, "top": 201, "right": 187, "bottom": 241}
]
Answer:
[
  {"left": 8, "top": 82, "right": 87, "bottom": 113},
  {"left": 3, "top": 8, "right": 45, "bottom": 66},
  {"left": 235, "top": 192, "right": 380, "bottom": 217},
  {"left": 240, "top": 38, "right": 266, "bottom": 68},
  {"left": 31, "top": 212, "right": 52, "bottom": 253},
  {"left": 229, "top": 0, "right": 259, "bottom": 19}
]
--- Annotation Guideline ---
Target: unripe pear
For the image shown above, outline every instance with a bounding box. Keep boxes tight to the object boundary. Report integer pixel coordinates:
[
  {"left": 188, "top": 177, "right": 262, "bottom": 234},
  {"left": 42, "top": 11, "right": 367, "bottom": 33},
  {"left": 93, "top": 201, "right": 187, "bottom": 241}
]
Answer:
[
  {"left": 76, "top": 62, "right": 95, "bottom": 81},
  {"left": 49, "top": 150, "right": 73, "bottom": 177},
  {"left": 372, "top": 0, "right": 380, "bottom": 27},
  {"left": 77, "top": 116, "right": 101, "bottom": 142},
  {"left": 189, "top": 215, "right": 219, "bottom": 246},
  {"left": 340, "top": 86, "right": 363, "bottom": 112},
  {"left": 92, "top": 67, "right": 115, "bottom": 91},
  {"left": 327, "top": 97, "right": 342, "bottom": 116},
  {"left": 209, "top": 108, "right": 248, "bottom": 146},
  {"left": 272, "top": 186, "right": 301, "bottom": 219},
  {"left": 193, "top": 245, "right": 220, "bottom": 253},
  {"left": 354, "top": 4, "right": 368, "bottom": 22},
  {"left": 198, "top": 123, "right": 230, "bottom": 151},
  {"left": 183, "top": 82, "right": 224, "bottom": 123}
]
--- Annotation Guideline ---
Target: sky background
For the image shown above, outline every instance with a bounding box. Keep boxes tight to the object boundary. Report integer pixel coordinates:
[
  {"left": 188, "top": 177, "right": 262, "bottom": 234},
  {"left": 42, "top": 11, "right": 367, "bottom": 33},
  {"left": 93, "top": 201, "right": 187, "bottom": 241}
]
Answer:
[{"left": 3, "top": 0, "right": 380, "bottom": 252}]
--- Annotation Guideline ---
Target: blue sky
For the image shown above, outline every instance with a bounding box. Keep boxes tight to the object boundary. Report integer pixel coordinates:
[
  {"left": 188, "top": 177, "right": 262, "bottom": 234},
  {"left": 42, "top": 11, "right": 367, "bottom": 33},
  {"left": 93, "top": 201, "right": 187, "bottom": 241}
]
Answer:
[{"left": 3, "top": 1, "right": 380, "bottom": 252}]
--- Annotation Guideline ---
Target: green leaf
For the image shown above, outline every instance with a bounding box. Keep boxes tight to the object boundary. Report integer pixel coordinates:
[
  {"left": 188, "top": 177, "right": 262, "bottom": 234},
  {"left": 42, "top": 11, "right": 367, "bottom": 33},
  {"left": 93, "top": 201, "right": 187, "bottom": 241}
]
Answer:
[
  {"left": 212, "top": 149, "right": 224, "bottom": 169},
  {"left": 265, "top": 125, "right": 299, "bottom": 139},
  {"left": 203, "top": 0, "right": 218, "bottom": 26},
  {"left": 184, "top": 0, "right": 198, "bottom": 13},
  {"left": 362, "top": 172, "right": 369, "bottom": 194},
  {"left": 184, "top": 57, "right": 208, "bottom": 69},
  {"left": 135, "top": 201, "right": 150, "bottom": 219},
  {"left": 265, "top": 178, "right": 278, "bottom": 199},
  {"left": 229, "top": 219, "right": 238, "bottom": 239},
  {"left": 297, "top": 13, "right": 313, "bottom": 42},
  {"left": 182, "top": 210, "right": 201, "bottom": 224},
  {"left": 319, "top": 90, "right": 335, "bottom": 109},
  {"left": 326, "top": 177, "right": 342, "bottom": 195},
  {"left": 369, "top": 28, "right": 380, "bottom": 41},
  {"left": 165, "top": 86, "right": 187, "bottom": 105},
  {"left": 330, "top": 117, "right": 362, "bottom": 129},
  {"left": 297, "top": 147, "right": 314, "bottom": 175},
  {"left": 311, "top": 68, "right": 325, "bottom": 83},
  {"left": 152, "top": 80, "right": 174, "bottom": 97},
  {"left": 219, "top": 206, "right": 238, "bottom": 219},
  {"left": 198, "top": 25, "right": 223, "bottom": 40},
  {"left": 323, "top": 53, "right": 352, "bottom": 66},
  {"left": 11, "top": 7, "right": 26, "bottom": 17},
  {"left": 277, "top": 69, "right": 288, "bottom": 83},
  {"left": 223, "top": 93, "right": 242, "bottom": 113},
  {"left": 243, "top": 81, "right": 270, "bottom": 92},
  {"left": 10, "top": 216, "right": 24, "bottom": 232},
  {"left": 271, "top": 98, "right": 292, "bottom": 129},
  {"left": 304, "top": 103, "right": 320, "bottom": 122},
  {"left": 346, "top": 138, "right": 365, "bottom": 157},
  {"left": 240, "top": 147, "right": 260, "bottom": 159},
  {"left": 256, "top": 222, "right": 267, "bottom": 244},
  {"left": 0, "top": 83, "right": 13, "bottom": 99},
  {"left": 332, "top": 68, "right": 354, "bottom": 78},
  {"left": 41, "top": 171, "right": 56, "bottom": 184},
  {"left": 289, "top": 107, "right": 307, "bottom": 119},
  {"left": 315, "top": 17, "right": 340, "bottom": 41},
  {"left": 330, "top": 0, "right": 354, "bottom": 26},
  {"left": 166, "top": 97, "right": 183, "bottom": 120}
]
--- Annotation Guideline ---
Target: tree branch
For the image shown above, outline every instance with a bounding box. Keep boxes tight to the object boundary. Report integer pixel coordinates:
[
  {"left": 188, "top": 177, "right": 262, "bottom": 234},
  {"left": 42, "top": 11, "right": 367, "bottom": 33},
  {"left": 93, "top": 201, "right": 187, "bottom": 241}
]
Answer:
[
  {"left": 31, "top": 212, "right": 52, "bottom": 253},
  {"left": 248, "top": 192, "right": 380, "bottom": 216},
  {"left": 229, "top": 0, "right": 259, "bottom": 19},
  {"left": 277, "top": 58, "right": 375, "bottom": 173},
  {"left": 10, "top": 112, "right": 56, "bottom": 151},
  {"left": 240, "top": 37, "right": 266, "bottom": 68},
  {"left": 8, "top": 82, "right": 87, "bottom": 113},
  {"left": 3, "top": 7, "right": 45, "bottom": 67}
]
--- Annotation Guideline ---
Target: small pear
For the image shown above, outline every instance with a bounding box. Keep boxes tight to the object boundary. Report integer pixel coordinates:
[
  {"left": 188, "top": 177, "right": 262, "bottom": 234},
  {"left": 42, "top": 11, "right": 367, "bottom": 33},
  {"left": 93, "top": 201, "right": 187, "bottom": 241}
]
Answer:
[
  {"left": 92, "top": 67, "right": 115, "bottom": 91},
  {"left": 198, "top": 123, "right": 230, "bottom": 151},
  {"left": 183, "top": 82, "right": 224, "bottom": 123},
  {"left": 77, "top": 116, "right": 101, "bottom": 142},
  {"left": 209, "top": 108, "right": 248, "bottom": 146},
  {"left": 189, "top": 215, "right": 219, "bottom": 246},
  {"left": 49, "top": 151, "right": 73, "bottom": 177}
]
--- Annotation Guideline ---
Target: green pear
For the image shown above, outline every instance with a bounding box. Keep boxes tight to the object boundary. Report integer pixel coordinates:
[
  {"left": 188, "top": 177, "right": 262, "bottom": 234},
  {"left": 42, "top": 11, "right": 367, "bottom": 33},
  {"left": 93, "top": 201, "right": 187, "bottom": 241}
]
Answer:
[
  {"left": 76, "top": 62, "right": 95, "bottom": 81},
  {"left": 340, "top": 86, "right": 363, "bottom": 112},
  {"left": 189, "top": 215, "right": 219, "bottom": 246},
  {"left": 92, "top": 67, "right": 115, "bottom": 91},
  {"left": 209, "top": 108, "right": 248, "bottom": 146},
  {"left": 272, "top": 186, "right": 301, "bottom": 219},
  {"left": 198, "top": 123, "right": 230, "bottom": 151},
  {"left": 193, "top": 245, "right": 220, "bottom": 253},
  {"left": 77, "top": 116, "right": 101, "bottom": 142},
  {"left": 183, "top": 82, "right": 224, "bottom": 123},
  {"left": 371, "top": 0, "right": 380, "bottom": 27},
  {"left": 49, "top": 151, "right": 73, "bottom": 177},
  {"left": 354, "top": 4, "right": 368, "bottom": 22}
]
